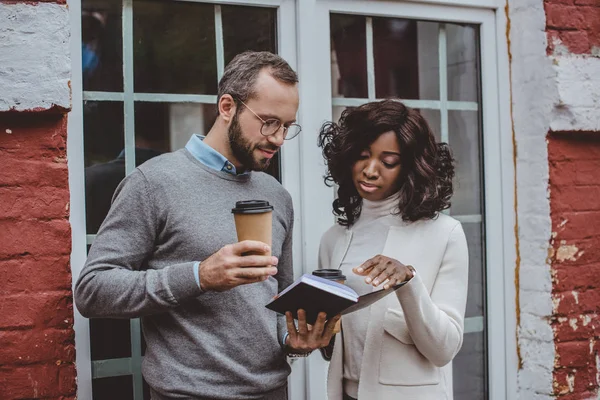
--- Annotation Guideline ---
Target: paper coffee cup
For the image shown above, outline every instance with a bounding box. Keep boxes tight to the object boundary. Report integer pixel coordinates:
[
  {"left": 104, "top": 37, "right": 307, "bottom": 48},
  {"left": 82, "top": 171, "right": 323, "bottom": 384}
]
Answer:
[
  {"left": 231, "top": 200, "right": 274, "bottom": 256},
  {"left": 312, "top": 269, "right": 346, "bottom": 333}
]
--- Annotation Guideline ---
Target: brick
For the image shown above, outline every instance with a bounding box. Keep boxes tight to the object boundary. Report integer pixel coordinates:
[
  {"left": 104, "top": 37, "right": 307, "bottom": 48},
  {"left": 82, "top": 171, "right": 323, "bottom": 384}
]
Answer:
[
  {"left": 0, "top": 114, "right": 66, "bottom": 160},
  {"left": 0, "top": 157, "right": 68, "bottom": 189},
  {"left": 554, "top": 365, "right": 598, "bottom": 395},
  {"left": 553, "top": 316, "right": 595, "bottom": 342},
  {"left": 550, "top": 237, "right": 600, "bottom": 266},
  {"left": 549, "top": 30, "right": 591, "bottom": 54},
  {"left": 548, "top": 134, "right": 600, "bottom": 162},
  {"left": 58, "top": 363, "right": 76, "bottom": 395},
  {"left": 0, "top": 364, "right": 66, "bottom": 399},
  {"left": 553, "top": 263, "right": 600, "bottom": 291},
  {"left": 0, "top": 329, "right": 74, "bottom": 365},
  {"left": 555, "top": 286, "right": 600, "bottom": 314},
  {"left": 556, "top": 341, "right": 596, "bottom": 369},
  {"left": 549, "top": 159, "right": 600, "bottom": 186},
  {"left": 551, "top": 185, "right": 600, "bottom": 213},
  {"left": 0, "top": 292, "right": 73, "bottom": 330},
  {"left": 545, "top": 4, "right": 586, "bottom": 30},
  {"left": 573, "top": 0, "right": 600, "bottom": 6},
  {"left": 0, "top": 220, "right": 71, "bottom": 258},
  {"left": 0, "top": 256, "right": 71, "bottom": 295},
  {"left": 0, "top": 186, "right": 69, "bottom": 220},
  {"left": 550, "top": 211, "right": 600, "bottom": 240}
]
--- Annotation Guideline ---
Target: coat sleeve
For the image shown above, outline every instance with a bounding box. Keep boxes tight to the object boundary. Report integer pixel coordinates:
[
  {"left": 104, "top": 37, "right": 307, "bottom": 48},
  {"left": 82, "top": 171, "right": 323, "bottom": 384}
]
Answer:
[
  {"left": 74, "top": 169, "right": 203, "bottom": 319},
  {"left": 395, "top": 222, "right": 469, "bottom": 367}
]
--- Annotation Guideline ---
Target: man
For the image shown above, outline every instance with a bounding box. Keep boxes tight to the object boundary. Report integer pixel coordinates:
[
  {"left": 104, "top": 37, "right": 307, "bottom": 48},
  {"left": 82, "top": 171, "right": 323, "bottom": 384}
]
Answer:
[{"left": 75, "top": 51, "right": 338, "bottom": 400}]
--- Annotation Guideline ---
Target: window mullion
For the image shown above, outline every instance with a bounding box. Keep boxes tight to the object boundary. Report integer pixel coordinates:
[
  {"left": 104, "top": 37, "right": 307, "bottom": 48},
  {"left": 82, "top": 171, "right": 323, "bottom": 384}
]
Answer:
[
  {"left": 438, "top": 23, "right": 449, "bottom": 143},
  {"left": 215, "top": 5, "right": 225, "bottom": 82},
  {"left": 123, "top": 0, "right": 136, "bottom": 176},
  {"left": 366, "top": 17, "right": 376, "bottom": 100}
]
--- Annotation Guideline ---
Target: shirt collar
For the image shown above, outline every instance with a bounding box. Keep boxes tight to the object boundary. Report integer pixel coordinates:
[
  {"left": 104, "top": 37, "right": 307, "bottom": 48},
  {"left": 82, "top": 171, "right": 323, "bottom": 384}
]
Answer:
[{"left": 185, "top": 134, "right": 244, "bottom": 175}]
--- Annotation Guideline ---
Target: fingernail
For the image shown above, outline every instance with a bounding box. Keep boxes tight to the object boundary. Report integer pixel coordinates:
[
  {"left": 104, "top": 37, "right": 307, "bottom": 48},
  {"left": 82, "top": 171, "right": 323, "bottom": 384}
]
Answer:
[
  {"left": 373, "top": 280, "right": 379, "bottom": 285},
  {"left": 272, "top": 257, "right": 278, "bottom": 265},
  {"left": 357, "top": 267, "right": 363, "bottom": 272},
  {"left": 265, "top": 245, "right": 270, "bottom": 252},
  {"left": 269, "top": 267, "right": 278, "bottom": 275},
  {"left": 365, "top": 277, "right": 372, "bottom": 283}
]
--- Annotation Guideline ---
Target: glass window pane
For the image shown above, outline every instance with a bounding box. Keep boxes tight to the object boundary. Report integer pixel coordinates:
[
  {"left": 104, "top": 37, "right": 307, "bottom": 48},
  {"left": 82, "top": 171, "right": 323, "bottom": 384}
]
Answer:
[
  {"left": 82, "top": 0, "right": 123, "bottom": 92},
  {"left": 373, "top": 18, "right": 440, "bottom": 100},
  {"left": 463, "top": 222, "right": 485, "bottom": 318},
  {"left": 84, "top": 101, "right": 124, "bottom": 234},
  {"left": 453, "top": 331, "right": 487, "bottom": 399},
  {"left": 133, "top": 0, "right": 217, "bottom": 94},
  {"left": 134, "top": 102, "right": 217, "bottom": 158},
  {"left": 93, "top": 375, "right": 133, "bottom": 400},
  {"left": 331, "top": 14, "right": 368, "bottom": 98},
  {"left": 447, "top": 24, "right": 480, "bottom": 102},
  {"left": 417, "top": 109, "right": 441, "bottom": 141},
  {"left": 448, "top": 111, "right": 483, "bottom": 215},
  {"left": 90, "top": 319, "right": 132, "bottom": 360},
  {"left": 222, "top": 5, "right": 277, "bottom": 65},
  {"left": 449, "top": 110, "right": 483, "bottom": 216}
]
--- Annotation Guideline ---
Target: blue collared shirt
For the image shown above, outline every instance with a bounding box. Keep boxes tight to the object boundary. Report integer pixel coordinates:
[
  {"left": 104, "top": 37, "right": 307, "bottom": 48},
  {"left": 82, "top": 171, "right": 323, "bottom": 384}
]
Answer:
[{"left": 185, "top": 134, "right": 242, "bottom": 175}]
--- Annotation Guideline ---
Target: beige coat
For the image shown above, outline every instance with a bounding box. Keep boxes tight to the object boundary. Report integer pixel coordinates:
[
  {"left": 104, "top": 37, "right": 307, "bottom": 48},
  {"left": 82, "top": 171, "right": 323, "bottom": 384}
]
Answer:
[{"left": 318, "top": 213, "right": 469, "bottom": 400}]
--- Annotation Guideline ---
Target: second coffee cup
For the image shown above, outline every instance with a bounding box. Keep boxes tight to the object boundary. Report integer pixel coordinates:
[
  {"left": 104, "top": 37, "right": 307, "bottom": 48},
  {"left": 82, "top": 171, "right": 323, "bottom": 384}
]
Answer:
[{"left": 231, "top": 200, "right": 273, "bottom": 256}]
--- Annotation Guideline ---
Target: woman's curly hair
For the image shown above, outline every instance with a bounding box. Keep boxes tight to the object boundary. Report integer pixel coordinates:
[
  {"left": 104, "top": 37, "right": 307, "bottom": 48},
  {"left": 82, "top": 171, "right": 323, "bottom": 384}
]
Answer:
[{"left": 318, "top": 99, "right": 455, "bottom": 227}]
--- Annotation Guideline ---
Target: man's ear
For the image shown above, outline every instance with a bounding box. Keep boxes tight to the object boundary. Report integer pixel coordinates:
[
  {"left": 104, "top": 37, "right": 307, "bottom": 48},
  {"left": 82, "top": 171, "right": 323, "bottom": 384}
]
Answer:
[{"left": 218, "top": 94, "right": 236, "bottom": 123}]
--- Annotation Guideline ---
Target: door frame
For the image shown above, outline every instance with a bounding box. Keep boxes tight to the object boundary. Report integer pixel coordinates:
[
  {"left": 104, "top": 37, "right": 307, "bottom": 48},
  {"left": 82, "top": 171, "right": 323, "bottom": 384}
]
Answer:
[{"left": 294, "top": 1, "right": 516, "bottom": 399}]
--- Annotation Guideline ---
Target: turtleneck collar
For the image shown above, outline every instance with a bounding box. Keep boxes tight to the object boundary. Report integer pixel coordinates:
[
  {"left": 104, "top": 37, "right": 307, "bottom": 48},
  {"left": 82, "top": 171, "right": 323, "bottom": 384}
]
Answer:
[{"left": 360, "top": 191, "right": 401, "bottom": 222}]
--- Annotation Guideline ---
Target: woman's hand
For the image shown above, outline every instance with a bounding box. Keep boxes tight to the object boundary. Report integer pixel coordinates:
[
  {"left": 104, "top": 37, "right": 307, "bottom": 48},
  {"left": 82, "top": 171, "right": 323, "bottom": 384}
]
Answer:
[{"left": 353, "top": 255, "right": 415, "bottom": 289}]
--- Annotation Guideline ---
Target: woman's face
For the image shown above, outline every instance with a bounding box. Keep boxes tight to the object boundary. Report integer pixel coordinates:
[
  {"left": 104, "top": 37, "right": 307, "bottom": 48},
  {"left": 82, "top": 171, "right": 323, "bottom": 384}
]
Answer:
[{"left": 352, "top": 130, "right": 402, "bottom": 201}]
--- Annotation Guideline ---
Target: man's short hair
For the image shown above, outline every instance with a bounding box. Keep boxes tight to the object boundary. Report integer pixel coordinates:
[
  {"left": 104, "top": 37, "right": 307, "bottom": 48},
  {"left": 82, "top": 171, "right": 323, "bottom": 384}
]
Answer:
[{"left": 217, "top": 51, "right": 298, "bottom": 109}]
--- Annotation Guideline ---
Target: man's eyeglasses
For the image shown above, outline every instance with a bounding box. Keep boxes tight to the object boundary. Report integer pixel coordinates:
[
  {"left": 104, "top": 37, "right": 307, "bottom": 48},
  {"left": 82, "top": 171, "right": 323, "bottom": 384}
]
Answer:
[{"left": 236, "top": 98, "right": 302, "bottom": 140}]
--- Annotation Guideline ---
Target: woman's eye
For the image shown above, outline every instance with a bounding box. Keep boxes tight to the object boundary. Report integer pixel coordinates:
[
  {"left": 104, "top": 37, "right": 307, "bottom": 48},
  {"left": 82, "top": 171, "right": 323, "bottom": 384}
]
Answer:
[
  {"left": 383, "top": 160, "right": 399, "bottom": 168},
  {"left": 358, "top": 153, "right": 369, "bottom": 159}
]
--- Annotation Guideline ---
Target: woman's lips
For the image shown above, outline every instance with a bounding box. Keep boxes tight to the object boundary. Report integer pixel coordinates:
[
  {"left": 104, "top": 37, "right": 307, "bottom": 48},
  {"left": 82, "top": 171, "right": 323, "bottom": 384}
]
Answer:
[{"left": 358, "top": 181, "right": 379, "bottom": 193}]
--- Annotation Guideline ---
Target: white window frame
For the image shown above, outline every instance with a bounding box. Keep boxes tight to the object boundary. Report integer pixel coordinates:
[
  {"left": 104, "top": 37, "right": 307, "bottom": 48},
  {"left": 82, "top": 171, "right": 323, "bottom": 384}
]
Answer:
[
  {"left": 68, "top": 0, "right": 300, "bottom": 398},
  {"left": 295, "top": 1, "right": 516, "bottom": 399},
  {"left": 69, "top": 0, "right": 515, "bottom": 399}
]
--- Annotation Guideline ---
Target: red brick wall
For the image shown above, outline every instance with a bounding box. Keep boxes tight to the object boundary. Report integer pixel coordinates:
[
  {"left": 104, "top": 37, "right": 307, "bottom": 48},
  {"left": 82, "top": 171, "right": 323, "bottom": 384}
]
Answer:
[
  {"left": 0, "top": 114, "right": 76, "bottom": 399},
  {"left": 549, "top": 133, "right": 600, "bottom": 399},
  {"left": 544, "top": 0, "right": 600, "bottom": 55}
]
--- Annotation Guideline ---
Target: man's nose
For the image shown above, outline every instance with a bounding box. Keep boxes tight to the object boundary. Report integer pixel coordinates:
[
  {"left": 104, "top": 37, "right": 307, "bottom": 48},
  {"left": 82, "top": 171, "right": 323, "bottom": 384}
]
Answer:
[{"left": 267, "top": 126, "right": 285, "bottom": 147}]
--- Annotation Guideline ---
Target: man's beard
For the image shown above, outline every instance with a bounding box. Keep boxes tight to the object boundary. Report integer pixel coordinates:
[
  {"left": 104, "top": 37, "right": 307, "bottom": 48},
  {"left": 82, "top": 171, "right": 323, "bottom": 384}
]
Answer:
[{"left": 228, "top": 111, "right": 273, "bottom": 172}]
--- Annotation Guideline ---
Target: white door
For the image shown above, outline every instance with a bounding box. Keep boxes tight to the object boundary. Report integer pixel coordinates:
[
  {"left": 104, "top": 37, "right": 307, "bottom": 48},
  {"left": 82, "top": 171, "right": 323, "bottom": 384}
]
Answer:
[{"left": 295, "top": 1, "right": 510, "bottom": 399}]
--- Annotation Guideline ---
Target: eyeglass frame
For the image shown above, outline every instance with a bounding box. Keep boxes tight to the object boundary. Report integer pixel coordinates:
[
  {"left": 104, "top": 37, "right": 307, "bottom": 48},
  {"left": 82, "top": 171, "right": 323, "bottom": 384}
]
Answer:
[{"left": 234, "top": 97, "right": 302, "bottom": 140}]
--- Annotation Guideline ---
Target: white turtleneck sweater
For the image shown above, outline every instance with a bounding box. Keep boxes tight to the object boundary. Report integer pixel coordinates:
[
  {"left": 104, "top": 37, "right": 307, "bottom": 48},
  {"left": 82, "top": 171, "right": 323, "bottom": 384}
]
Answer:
[{"left": 339, "top": 193, "right": 401, "bottom": 397}]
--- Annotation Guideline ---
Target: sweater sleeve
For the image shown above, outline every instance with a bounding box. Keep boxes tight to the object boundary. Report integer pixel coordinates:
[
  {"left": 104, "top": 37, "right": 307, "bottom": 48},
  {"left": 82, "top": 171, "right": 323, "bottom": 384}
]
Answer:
[
  {"left": 395, "top": 222, "right": 469, "bottom": 367},
  {"left": 74, "top": 169, "right": 203, "bottom": 319}
]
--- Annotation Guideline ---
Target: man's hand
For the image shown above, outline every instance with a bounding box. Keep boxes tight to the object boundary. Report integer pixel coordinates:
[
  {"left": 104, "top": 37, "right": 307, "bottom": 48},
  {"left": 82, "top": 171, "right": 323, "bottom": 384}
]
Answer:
[
  {"left": 353, "top": 255, "right": 415, "bottom": 289},
  {"left": 199, "top": 240, "right": 278, "bottom": 292},
  {"left": 284, "top": 310, "right": 341, "bottom": 354}
]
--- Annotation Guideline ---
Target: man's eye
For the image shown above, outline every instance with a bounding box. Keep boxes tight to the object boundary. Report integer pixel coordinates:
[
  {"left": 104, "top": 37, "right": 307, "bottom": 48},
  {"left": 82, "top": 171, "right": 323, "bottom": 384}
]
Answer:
[{"left": 264, "top": 119, "right": 280, "bottom": 128}]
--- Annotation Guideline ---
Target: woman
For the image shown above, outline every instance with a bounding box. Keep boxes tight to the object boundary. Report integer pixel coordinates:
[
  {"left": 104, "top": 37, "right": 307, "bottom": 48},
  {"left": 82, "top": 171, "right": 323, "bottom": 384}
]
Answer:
[{"left": 317, "top": 100, "right": 468, "bottom": 400}]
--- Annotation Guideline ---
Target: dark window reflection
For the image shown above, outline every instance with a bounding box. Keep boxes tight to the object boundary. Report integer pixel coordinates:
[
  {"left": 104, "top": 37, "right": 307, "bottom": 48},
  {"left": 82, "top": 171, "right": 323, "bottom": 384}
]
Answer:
[
  {"left": 133, "top": 0, "right": 217, "bottom": 94},
  {"left": 372, "top": 17, "right": 420, "bottom": 99},
  {"left": 84, "top": 101, "right": 124, "bottom": 234},
  {"left": 90, "top": 319, "right": 132, "bottom": 360},
  {"left": 82, "top": 0, "right": 123, "bottom": 92},
  {"left": 222, "top": 5, "right": 277, "bottom": 65},
  {"left": 93, "top": 375, "right": 133, "bottom": 400},
  {"left": 330, "top": 14, "right": 368, "bottom": 98}
]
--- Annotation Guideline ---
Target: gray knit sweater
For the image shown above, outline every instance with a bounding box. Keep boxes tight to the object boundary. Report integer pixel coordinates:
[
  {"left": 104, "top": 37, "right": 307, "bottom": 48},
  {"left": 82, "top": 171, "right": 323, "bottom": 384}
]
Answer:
[{"left": 75, "top": 148, "right": 294, "bottom": 399}]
